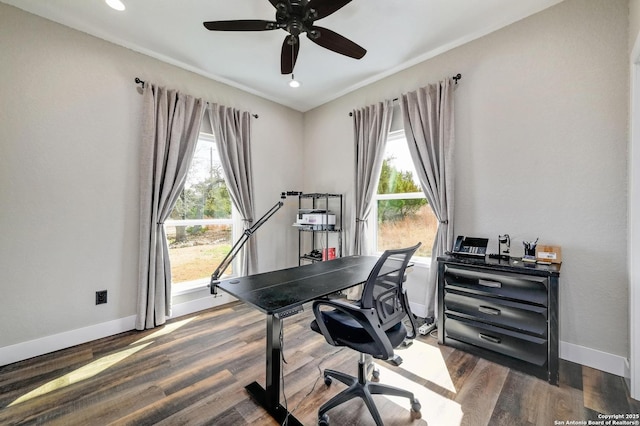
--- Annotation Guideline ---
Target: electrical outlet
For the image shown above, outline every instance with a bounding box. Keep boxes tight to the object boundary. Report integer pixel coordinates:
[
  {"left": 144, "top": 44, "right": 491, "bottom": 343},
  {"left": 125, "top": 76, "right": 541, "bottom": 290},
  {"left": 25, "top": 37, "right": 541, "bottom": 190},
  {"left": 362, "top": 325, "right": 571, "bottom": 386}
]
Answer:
[{"left": 96, "top": 290, "right": 108, "bottom": 305}]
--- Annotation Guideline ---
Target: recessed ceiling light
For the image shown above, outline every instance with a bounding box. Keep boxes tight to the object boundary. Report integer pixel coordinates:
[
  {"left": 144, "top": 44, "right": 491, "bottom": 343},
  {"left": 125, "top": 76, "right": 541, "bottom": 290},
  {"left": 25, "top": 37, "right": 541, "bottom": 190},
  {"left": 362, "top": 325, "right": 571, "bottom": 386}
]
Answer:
[{"left": 105, "top": 0, "right": 125, "bottom": 11}]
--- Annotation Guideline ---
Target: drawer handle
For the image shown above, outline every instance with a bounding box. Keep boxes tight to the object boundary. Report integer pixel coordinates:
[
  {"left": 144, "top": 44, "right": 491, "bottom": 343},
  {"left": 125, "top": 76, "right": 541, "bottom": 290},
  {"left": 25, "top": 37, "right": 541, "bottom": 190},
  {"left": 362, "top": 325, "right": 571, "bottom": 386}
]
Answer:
[
  {"left": 479, "top": 333, "right": 501, "bottom": 344},
  {"left": 478, "top": 279, "right": 502, "bottom": 288},
  {"left": 478, "top": 306, "right": 501, "bottom": 315}
]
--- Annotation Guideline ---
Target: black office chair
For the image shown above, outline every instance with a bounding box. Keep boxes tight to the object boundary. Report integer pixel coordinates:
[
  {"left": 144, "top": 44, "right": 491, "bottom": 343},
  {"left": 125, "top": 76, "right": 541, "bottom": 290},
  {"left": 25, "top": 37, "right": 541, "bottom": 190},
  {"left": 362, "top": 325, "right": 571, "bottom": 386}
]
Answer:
[{"left": 310, "top": 243, "right": 422, "bottom": 426}]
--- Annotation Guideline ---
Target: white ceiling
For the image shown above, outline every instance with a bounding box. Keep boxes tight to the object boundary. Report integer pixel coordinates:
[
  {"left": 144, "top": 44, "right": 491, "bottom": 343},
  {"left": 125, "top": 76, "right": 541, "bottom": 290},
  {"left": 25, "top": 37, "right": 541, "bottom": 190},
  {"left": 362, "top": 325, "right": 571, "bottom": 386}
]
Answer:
[{"left": 2, "top": 0, "right": 563, "bottom": 112}]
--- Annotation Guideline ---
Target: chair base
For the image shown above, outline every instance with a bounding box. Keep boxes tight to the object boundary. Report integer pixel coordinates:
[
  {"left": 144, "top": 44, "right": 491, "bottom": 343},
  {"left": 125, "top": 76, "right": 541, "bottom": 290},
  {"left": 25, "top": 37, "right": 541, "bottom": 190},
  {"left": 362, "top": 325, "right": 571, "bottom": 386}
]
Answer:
[{"left": 318, "top": 355, "right": 421, "bottom": 426}]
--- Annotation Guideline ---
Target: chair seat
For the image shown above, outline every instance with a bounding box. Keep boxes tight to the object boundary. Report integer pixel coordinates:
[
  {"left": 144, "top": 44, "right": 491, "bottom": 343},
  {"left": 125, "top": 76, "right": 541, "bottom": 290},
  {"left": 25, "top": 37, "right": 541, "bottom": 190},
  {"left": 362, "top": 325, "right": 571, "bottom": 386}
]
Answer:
[{"left": 311, "top": 308, "right": 407, "bottom": 359}]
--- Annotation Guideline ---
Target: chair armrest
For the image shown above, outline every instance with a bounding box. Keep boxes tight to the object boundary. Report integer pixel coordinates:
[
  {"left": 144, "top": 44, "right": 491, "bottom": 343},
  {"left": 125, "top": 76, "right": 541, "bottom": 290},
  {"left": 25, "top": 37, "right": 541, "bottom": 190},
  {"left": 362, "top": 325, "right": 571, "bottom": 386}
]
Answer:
[{"left": 312, "top": 299, "right": 395, "bottom": 359}]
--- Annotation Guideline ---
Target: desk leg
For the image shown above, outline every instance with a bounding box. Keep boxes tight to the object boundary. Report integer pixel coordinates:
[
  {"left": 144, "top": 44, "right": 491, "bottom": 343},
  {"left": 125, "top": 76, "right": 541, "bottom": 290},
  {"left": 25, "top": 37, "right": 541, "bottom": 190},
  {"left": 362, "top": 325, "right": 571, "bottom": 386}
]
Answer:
[
  {"left": 265, "top": 313, "right": 281, "bottom": 408},
  {"left": 244, "top": 314, "right": 303, "bottom": 426}
]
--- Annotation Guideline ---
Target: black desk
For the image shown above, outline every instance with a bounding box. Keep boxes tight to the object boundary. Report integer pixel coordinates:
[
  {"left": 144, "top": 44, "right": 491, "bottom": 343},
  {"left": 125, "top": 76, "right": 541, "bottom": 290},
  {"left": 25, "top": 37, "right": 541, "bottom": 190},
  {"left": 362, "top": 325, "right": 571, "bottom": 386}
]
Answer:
[{"left": 216, "top": 255, "right": 399, "bottom": 425}]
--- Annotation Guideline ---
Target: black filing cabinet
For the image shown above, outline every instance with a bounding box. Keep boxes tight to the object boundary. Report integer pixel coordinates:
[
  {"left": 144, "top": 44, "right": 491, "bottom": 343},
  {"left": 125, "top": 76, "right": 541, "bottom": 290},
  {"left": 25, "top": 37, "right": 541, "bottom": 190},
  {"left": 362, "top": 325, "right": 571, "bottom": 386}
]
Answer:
[{"left": 437, "top": 255, "right": 560, "bottom": 385}]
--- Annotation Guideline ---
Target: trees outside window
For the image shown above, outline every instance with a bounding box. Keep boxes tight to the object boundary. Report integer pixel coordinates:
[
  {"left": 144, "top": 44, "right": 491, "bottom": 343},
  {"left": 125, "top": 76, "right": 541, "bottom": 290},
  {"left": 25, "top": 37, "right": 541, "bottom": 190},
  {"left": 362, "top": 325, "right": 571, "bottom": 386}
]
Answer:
[{"left": 374, "top": 131, "right": 438, "bottom": 258}]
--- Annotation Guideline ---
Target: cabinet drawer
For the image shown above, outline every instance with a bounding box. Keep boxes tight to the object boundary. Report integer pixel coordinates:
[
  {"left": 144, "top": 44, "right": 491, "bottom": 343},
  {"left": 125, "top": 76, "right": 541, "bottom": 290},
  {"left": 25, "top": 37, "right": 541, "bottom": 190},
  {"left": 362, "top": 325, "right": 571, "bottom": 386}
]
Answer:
[
  {"left": 444, "top": 290, "right": 547, "bottom": 337},
  {"left": 445, "top": 316, "right": 547, "bottom": 367},
  {"left": 444, "top": 265, "right": 548, "bottom": 306},
  {"left": 444, "top": 291, "right": 547, "bottom": 338}
]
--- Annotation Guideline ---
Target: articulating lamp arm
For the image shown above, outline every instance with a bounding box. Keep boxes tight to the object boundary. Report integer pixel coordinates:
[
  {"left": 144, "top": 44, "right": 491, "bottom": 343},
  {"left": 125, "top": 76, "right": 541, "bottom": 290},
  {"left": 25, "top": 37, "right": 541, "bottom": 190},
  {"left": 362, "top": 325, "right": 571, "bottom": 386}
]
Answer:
[{"left": 210, "top": 193, "right": 295, "bottom": 295}]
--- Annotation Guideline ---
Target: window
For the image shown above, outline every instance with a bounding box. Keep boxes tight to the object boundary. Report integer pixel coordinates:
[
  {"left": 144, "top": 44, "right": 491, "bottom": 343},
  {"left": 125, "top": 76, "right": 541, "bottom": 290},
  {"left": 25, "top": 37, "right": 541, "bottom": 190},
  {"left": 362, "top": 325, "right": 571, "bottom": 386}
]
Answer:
[
  {"left": 164, "top": 133, "right": 235, "bottom": 290},
  {"left": 374, "top": 130, "right": 438, "bottom": 259}
]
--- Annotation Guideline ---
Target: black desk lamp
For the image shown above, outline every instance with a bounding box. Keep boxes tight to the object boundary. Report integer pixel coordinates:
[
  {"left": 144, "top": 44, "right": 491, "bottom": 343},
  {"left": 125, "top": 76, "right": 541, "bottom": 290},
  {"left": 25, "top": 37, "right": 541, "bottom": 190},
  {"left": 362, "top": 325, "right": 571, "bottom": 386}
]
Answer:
[
  {"left": 210, "top": 191, "right": 301, "bottom": 295},
  {"left": 498, "top": 233, "right": 511, "bottom": 260}
]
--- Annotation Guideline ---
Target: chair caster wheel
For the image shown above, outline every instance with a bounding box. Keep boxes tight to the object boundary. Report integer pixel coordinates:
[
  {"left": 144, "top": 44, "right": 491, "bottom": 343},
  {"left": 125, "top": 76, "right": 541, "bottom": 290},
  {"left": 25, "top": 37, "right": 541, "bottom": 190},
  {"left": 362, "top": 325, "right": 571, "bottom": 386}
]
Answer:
[
  {"left": 324, "top": 376, "right": 332, "bottom": 386},
  {"left": 411, "top": 398, "right": 422, "bottom": 419},
  {"left": 411, "top": 408, "right": 422, "bottom": 420},
  {"left": 318, "top": 413, "right": 329, "bottom": 425},
  {"left": 371, "top": 368, "right": 380, "bottom": 382}
]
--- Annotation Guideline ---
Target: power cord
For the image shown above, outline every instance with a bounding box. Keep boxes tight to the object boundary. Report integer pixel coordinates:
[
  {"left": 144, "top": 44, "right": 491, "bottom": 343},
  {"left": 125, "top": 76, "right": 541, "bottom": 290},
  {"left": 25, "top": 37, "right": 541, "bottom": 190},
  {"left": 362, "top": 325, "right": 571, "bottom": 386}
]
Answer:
[
  {"left": 282, "top": 347, "right": 345, "bottom": 425},
  {"left": 280, "top": 319, "right": 344, "bottom": 426},
  {"left": 291, "top": 347, "right": 344, "bottom": 413},
  {"left": 280, "top": 325, "right": 289, "bottom": 425}
]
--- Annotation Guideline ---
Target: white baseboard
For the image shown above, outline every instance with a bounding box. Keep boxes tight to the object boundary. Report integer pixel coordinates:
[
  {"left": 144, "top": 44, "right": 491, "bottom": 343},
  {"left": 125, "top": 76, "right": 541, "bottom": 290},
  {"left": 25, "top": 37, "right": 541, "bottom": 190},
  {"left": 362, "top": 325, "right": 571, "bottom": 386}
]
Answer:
[
  {"left": 0, "top": 293, "right": 236, "bottom": 367},
  {"left": 171, "top": 292, "right": 236, "bottom": 318},
  {"left": 560, "top": 341, "right": 629, "bottom": 378},
  {"left": 0, "top": 315, "right": 137, "bottom": 367}
]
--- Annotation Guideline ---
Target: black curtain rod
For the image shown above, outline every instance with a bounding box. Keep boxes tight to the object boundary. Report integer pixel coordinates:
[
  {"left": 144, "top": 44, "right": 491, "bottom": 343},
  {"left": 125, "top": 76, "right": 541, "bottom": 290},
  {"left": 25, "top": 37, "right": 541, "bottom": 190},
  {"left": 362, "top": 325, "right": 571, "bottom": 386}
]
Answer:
[
  {"left": 348, "top": 73, "right": 462, "bottom": 117},
  {"left": 134, "top": 77, "right": 258, "bottom": 119}
]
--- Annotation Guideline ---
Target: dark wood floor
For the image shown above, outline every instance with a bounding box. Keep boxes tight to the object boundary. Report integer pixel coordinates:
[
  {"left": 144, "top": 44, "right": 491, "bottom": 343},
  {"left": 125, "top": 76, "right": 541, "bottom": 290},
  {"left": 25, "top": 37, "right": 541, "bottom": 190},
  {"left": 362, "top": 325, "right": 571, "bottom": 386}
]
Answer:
[{"left": 1, "top": 301, "right": 638, "bottom": 425}]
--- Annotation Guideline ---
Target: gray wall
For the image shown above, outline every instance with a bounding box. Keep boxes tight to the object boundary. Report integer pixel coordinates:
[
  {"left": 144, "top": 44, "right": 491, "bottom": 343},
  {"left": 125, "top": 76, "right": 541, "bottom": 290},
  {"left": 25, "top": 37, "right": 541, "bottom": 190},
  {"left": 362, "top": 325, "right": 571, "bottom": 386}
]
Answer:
[
  {"left": 303, "top": 0, "right": 630, "bottom": 358},
  {"left": 631, "top": 0, "right": 640, "bottom": 51},
  {"left": 0, "top": 3, "right": 303, "bottom": 348}
]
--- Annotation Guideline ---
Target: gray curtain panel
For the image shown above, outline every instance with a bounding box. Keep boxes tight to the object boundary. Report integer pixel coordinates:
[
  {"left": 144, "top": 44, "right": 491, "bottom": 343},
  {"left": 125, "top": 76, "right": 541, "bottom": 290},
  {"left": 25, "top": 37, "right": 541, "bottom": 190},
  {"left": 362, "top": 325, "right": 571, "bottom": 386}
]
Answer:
[
  {"left": 400, "top": 77, "right": 455, "bottom": 319},
  {"left": 347, "top": 100, "right": 393, "bottom": 300},
  {"left": 352, "top": 99, "right": 394, "bottom": 255},
  {"left": 137, "top": 84, "right": 206, "bottom": 330},
  {"left": 207, "top": 105, "right": 257, "bottom": 277}
]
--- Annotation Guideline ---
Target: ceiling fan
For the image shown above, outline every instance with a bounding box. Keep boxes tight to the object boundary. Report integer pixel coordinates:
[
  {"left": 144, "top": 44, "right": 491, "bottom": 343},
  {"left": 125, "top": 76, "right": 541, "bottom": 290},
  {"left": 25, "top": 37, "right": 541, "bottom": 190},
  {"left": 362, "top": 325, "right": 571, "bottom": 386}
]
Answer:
[{"left": 203, "top": 0, "right": 367, "bottom": 75}]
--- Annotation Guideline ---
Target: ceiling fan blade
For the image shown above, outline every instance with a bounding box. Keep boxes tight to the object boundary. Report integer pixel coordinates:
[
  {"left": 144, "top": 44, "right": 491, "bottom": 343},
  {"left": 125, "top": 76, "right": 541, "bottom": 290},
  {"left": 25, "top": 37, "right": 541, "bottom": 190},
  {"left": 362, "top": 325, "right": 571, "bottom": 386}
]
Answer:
[
  {"left": 281, "top": 35, "right": 300, "bottom": 74},
  {"left": 308, "top": 0, "right": 352, "bottom": 20},
  {"left": 203, "top": 20, "right": 277, "bottom": 31},
  {"left": 307, "top": 26, "right": 366, "bottom": 59}
]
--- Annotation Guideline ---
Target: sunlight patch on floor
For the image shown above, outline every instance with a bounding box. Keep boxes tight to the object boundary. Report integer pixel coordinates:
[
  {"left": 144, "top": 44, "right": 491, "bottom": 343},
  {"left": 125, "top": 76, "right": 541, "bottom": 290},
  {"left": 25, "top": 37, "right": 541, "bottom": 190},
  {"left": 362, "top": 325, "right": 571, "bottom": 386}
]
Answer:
[
  {"left": 374, "top": 362, "right": 464, "bottom": 425},
  {"left": 9, "top": 342, "right": 153, "bottom": 407},
  {"left": 133, "top": 316, "right": 197, "bottom": 344},
  {"left": 395, "top": 339, "right": 456, "bottom": 392},
  {"left": 9, "top": 316, "right": 198, "bottom": 407}
]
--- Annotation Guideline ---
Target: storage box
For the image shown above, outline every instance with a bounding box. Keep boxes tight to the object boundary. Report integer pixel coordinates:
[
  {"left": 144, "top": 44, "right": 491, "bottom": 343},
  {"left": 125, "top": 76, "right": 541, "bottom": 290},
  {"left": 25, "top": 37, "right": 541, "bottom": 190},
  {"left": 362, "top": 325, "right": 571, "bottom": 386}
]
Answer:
[
  {"left": 322, "top": 248, "right": 336, "bottom": 261},
  {"left": 536, "top": 245, "right": 562, "bottom": 264}
]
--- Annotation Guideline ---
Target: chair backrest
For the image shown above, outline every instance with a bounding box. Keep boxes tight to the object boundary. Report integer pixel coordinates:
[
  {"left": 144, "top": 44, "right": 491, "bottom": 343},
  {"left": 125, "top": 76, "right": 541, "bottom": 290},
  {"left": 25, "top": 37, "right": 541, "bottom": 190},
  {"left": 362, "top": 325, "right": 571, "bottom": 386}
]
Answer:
[{"left": 360, "top": 243, "right": 421, "bottom": 331}]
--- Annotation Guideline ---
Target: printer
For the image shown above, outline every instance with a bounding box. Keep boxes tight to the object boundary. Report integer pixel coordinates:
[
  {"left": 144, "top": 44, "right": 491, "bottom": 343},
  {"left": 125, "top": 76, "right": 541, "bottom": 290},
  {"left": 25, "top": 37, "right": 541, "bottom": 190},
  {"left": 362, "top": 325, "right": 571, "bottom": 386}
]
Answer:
[{"left": 294, "top": 209, "right": 336, "bottom": 230}]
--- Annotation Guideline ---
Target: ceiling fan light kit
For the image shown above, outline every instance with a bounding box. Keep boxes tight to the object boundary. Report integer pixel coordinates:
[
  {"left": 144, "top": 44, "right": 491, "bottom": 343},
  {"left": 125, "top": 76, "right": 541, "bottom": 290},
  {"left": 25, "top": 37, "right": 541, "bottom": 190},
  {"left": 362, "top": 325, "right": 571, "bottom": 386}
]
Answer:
[
  {"left": 204, "top": 0, "right": 366, "bottom": 75},
  {"left": 289, "top": 74, "right": 301, "bottom": 88},
  {"left": 105, "top": 0, "right": 126, "bottom": 12}
]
